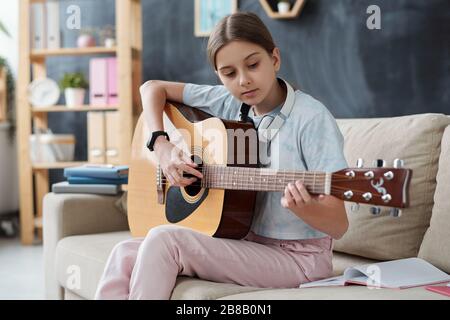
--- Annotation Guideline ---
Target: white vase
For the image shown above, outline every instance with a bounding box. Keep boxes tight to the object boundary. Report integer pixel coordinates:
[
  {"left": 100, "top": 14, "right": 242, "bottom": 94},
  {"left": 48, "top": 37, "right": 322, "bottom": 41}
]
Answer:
[
  {"left": 64, "top": 88, "right": 86, "bottom": 107},
  {"left": 278, "top": 2, "right": 291, "bottom": 14}
]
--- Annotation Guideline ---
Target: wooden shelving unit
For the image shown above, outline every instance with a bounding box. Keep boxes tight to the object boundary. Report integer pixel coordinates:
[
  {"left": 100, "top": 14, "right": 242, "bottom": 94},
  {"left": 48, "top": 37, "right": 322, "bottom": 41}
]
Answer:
[
  {"left": 259, "top": 0, "right": 307, "bottom": 19},
  {"left": 32, "top": 105, "right": 118, "bottom": 113},
  {"left": 17, "top": 0, "right": 142, "bottom": 245},
  {"left": 30, "top": 46, "right": 118, "bottom": 59}
]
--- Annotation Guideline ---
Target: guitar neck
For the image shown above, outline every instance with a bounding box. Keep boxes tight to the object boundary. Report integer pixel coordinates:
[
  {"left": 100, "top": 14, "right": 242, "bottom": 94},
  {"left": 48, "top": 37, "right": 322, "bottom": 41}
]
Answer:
[{"left": 199, "top": 165, "right": 330, "bottom": 194}]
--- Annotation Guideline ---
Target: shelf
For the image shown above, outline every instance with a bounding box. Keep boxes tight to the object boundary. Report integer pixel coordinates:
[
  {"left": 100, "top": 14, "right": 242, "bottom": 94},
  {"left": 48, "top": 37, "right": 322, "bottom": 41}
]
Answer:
[
  {"left": 259, "top": 0, "right": 306, "bottom": 19},
  {"left": 32, "top": 105, "right": 119, "bottom": 113},
  {"left": 18, "top": 0, "right": 142, "bottom": 245},
  {"left": 32, "top": 161, "right": 88, "bottom": 170},
  {"left": 30, "top": 47, "right": 117, "bottom": 60}
]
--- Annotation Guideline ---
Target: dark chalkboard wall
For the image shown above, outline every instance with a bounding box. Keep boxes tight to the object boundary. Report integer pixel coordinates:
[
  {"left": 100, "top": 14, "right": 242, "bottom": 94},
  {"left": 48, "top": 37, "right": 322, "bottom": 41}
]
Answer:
[{"left": 47, "top": 0, "right": 450, "bottom": 182}]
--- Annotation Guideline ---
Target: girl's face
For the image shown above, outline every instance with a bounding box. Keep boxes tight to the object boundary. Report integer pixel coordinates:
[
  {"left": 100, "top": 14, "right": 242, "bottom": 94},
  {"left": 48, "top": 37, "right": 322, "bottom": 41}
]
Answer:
[{"left": 215, "top": 40, "right": 281, "bottom": 107}]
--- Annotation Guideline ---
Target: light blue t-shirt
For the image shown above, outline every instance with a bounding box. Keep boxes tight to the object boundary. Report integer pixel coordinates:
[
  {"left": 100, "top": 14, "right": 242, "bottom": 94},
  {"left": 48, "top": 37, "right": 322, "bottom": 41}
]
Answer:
[{"left": 183, "top": 83, "right": 348, "bottom": 240}]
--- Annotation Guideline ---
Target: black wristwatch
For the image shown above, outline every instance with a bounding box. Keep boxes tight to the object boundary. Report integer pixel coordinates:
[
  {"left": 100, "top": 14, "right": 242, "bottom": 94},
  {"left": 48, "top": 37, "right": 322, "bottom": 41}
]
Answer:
[{"left": 147, "top": 131, "right": 170, "bottom": 152}]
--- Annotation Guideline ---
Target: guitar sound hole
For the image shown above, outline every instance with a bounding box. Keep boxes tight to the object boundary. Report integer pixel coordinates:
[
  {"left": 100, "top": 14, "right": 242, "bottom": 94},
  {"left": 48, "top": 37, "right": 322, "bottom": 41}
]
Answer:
[{"left": 184, "top": 155, "right": 203, "bottom": 197}]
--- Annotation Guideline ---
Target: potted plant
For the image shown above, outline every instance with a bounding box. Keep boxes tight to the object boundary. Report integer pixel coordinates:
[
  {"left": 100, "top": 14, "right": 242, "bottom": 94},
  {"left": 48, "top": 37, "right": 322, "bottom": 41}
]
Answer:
[
  {"left": 0, "top": 18, "right": 16, "bottom": 140},
  {"left": 277, "top": 0, "right": 291, "bottom": 14},
  {"left": 59, "top": 72, "right": 89, "bottom": 107},
  {"left": 77, "top": 27, "right": 97, "bottom": 48}
]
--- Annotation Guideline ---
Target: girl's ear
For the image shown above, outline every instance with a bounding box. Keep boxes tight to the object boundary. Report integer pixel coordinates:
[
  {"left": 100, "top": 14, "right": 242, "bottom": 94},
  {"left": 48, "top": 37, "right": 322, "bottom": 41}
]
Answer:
[{"left": 272, "top": 47, "right": 281, "bottom": 72}]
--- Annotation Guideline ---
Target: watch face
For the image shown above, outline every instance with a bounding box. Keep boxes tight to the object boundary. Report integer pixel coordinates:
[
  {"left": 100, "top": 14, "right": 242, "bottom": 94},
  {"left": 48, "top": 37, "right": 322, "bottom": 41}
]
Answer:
[{"left": 27, "top": 78, "right": 60, "bottom": 107}]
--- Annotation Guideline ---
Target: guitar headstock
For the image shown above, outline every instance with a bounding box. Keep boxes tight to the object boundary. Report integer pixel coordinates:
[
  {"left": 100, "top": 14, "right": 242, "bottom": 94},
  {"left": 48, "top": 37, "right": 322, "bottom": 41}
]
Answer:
[{"left": 331, "top": 159, "right": 412, "bottom": 216}]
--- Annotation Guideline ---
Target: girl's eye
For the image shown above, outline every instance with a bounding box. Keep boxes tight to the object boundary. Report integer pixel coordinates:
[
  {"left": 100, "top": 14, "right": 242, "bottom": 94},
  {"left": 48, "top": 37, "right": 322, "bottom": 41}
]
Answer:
[
  {"left": 249, "top": 62, "right": 259, "bottom": 69},
  {"left": 224, "top": 71, "right": 235, "bottom": 77}
]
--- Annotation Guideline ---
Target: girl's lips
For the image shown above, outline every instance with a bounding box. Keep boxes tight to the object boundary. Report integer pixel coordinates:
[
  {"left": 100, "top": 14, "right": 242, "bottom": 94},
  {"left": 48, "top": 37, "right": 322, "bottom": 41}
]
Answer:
[{"left": 242, "top": 89, "right": 258, "bottom": 98}]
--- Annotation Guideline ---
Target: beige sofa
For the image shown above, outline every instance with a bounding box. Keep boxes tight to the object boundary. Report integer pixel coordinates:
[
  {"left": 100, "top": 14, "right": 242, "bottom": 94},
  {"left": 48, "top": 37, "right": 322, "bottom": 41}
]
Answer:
[{"left": 43, "top": 113, "right": 450, "bottom": 300}]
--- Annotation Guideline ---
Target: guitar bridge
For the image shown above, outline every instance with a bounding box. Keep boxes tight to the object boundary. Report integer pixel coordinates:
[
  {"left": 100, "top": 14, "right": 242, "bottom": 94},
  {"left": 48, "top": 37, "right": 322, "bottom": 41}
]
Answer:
[{"left": 156, "top": 164, "right": 165, "bottom": 204}]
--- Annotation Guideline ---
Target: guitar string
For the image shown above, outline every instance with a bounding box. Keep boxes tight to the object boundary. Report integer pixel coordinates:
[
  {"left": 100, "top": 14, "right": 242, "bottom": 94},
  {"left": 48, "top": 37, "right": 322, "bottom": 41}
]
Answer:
[
  {"left": 157, "top": 166, "right": 387, "bottom": 182},
  {"left": 157, "top": 166, "right": 394, "bottom": 195},
  {"left": 157, "top": 177, "right": 388, "bottom": 199}
]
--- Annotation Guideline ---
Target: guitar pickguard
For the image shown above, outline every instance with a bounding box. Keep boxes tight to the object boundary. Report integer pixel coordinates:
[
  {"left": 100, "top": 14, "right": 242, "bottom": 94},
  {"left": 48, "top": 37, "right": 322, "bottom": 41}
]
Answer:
[{"left": 165, "top": 186, "right": 210, "bottom": 223}]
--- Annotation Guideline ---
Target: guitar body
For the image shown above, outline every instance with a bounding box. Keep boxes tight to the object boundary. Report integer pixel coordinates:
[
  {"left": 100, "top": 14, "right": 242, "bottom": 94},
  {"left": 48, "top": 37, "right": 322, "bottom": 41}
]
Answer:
[{"left": 128, "top": 102, "right": 259, "bottom": 239}]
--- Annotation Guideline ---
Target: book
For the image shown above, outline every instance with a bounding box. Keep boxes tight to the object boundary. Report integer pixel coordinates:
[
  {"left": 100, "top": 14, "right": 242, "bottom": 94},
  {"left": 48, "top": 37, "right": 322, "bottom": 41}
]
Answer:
[
  {"left": 299, "top": 258, "right": 450, "bottom": 289},
  {"left": 68, "top": 176, "right": 128, "bottom": 185},
  {"left": 64, "top": 165, "right": 129, "bottom": 179},
  {"left": 52, "top": 181, "right": 122, "bottom": 195},
  {"left": 425, "top": 284, "right": 450, "bottom": 297}
]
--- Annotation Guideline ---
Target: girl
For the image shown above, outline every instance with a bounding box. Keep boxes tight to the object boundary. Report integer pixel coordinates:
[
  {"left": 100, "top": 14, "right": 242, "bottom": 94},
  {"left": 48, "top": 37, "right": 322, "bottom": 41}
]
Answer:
[{"left": 95, "top": 12, "right": 349, "bottom": 300}]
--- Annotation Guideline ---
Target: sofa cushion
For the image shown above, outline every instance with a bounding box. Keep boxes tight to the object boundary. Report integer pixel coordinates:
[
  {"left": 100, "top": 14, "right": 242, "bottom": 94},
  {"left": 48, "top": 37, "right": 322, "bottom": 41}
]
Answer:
[
  {"left": 335, "top": 114, "right": 450, "bottom": 260},
  {"left": 418, "top": 125, "right": 450, "bottom": 273},
  {"left": 55, "top": 231, "right": 263, "bottom": 300},
  {"left": 55, "top": 232, "right": 379, "bottom": 300},
  {"left": 218, "top": 285, "right": 450, "bottom": 300},
  {"left": 55, "top": 231, "right": 132, "bottom": 300},
  {"left": 170, "top": 277, "right": 265, "bottom": 300}
]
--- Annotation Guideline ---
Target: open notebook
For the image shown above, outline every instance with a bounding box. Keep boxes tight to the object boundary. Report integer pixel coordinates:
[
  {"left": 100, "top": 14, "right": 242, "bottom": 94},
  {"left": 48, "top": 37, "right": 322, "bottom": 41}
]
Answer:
[{"left": 300, "top": 258, "right": 450, "bottom": 289}]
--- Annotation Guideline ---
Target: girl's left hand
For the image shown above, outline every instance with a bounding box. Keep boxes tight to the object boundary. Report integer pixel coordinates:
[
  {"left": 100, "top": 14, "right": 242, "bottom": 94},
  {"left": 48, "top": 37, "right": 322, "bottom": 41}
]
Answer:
[{"left": 281, "top": 180, "right": 325, "bottom": 216}]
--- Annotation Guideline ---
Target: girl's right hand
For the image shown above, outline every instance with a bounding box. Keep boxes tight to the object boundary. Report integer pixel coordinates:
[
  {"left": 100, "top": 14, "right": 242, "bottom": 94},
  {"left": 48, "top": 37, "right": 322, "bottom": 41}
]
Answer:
[{"left": 154, "top": 139, "right": 203, "bottom": 187}]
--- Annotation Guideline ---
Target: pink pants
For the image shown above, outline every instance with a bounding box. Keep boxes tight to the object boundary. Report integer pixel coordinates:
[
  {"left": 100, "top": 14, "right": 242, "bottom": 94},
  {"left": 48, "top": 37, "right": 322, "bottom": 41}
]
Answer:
[{"left": 94, "top": 225, "right": 333, "bottom": 300}]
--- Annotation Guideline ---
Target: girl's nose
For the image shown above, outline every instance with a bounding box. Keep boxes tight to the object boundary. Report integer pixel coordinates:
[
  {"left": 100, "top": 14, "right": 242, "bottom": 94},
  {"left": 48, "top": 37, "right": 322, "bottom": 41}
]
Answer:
[{"left": 239, "top": 73, "right": 252, "bottom": 86}]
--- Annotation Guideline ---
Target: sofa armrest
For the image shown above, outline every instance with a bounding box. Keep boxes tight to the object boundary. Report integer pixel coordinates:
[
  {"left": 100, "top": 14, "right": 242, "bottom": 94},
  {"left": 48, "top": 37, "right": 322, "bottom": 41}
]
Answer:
[{"left": 43, "top": 192, "right": 129, "bottom": 300}]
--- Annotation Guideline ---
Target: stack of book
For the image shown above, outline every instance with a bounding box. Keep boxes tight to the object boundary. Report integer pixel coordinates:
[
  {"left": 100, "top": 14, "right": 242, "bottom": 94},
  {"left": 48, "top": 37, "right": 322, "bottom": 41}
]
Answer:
[{"left": 52, "top": 164, "right": 128, "bottom": 195}]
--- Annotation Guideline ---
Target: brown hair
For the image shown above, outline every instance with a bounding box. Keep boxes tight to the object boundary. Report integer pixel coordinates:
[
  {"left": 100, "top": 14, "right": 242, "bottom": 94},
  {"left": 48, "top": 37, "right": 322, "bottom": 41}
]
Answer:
[{"left": 207, "top": 12, "right": 276, "bottom": 70}]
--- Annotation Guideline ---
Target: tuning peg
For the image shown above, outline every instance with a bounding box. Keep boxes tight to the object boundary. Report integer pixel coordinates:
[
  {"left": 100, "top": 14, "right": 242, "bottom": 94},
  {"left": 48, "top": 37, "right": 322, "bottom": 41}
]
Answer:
[
  {"left": 344, "top": 190, "right": 354, "bottom": 199},
  {"left": 370, "top": 207, "right": 382, "bottom": 215},
  {"left": 389, "top": 208, "right": 402, "bottom": 217},
  {"left": 351, "top": 203, "right": 360, "bottom": 212},
  {"left": 356, "top": 158, "right": 364, "bottom": 168},
  {"left": 362, "top": 192, "right": 373, "bottom": 201},
  {"left": 393, "top": 159, "right": 404, "bottom": 168},
  {"left": 384, "top": 171, "right": 394, "bottom": 180},
  {"left": 373, "top": 159, "right": 386, "bottom": 167}
]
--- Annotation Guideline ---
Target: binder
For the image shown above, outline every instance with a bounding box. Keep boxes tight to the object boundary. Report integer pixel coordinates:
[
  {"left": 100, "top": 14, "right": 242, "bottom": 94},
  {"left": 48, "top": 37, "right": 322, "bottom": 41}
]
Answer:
[
  {"left": 106, "top": 111, "right": 121, "bottom": 165},
  {"left": 46, "top": 0, "right": 60, "bottom": 49},
  {"left": 107, "top": 57, "right": 118, "bottom": 105},
  {"left": 89, "top": 58, "right": 108, "bottom": 105},
  {"left": 87, "top": 112, "right": 106, "bottom": 164},
  {"left": 31, "top": 2, "right": 46, "bottom": 49}
]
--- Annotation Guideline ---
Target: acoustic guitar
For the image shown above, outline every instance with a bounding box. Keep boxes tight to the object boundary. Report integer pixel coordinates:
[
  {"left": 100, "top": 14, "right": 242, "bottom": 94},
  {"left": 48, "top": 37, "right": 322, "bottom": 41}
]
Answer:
[{"left": 128, "top": 102, "right": 412, "bottom": 239}]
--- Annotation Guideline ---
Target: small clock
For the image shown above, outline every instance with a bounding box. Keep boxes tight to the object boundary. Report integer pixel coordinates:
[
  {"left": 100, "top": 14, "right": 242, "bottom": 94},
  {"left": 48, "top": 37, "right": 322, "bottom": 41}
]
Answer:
[{"left": 27, "top": 78, "right": 60, "bottom": 107}]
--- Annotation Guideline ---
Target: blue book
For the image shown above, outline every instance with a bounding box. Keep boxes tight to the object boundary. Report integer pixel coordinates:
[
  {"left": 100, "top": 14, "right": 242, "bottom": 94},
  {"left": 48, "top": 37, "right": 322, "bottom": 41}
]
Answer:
[
  {"left": 68, "top": 176, "right": 128, "bottom": 185},
  {"left": 64, "top": 165, "right": 129, "bottom": 179}
]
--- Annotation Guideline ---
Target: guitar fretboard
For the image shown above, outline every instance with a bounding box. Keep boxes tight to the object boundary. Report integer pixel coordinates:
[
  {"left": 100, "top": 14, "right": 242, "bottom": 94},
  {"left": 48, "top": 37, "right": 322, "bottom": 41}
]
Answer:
[{"left": 199, "top": 165, "right": 330, "bottom": 194}]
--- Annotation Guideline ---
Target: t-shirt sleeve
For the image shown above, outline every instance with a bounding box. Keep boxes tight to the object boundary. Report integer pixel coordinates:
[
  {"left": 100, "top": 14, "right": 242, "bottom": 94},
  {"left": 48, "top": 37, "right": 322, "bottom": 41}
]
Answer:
[
  {"left": 182, "top": 83, "right": 240, "bottom": 120},
  {"left": 300, "top": 110, "right": 348, "bottom": 173}
]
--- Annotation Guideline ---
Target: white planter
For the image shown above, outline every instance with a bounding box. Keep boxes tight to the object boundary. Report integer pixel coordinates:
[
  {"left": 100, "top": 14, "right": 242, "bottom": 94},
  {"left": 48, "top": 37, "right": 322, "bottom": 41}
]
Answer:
[
  {"left": 0, "top": 122, "right": 19, "bottom": 215},
  {"left": 277, "top": 2, "right": 291, "bottom": 14},
  {"left": 64, "top": 88, "right": 86, "bottom": 107}
]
